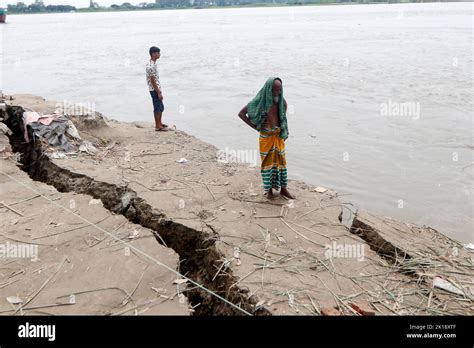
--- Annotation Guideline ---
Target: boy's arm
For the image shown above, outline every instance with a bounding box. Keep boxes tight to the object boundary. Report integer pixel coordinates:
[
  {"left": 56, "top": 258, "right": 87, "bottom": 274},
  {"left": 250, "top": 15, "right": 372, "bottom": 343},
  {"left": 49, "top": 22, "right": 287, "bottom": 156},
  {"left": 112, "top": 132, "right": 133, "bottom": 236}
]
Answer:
[
  {"left": 238, "top": 105, "right": 257, "bottom": 130},
  {"left": 151, "top": 76, "right": 163, "bottom": 99}
]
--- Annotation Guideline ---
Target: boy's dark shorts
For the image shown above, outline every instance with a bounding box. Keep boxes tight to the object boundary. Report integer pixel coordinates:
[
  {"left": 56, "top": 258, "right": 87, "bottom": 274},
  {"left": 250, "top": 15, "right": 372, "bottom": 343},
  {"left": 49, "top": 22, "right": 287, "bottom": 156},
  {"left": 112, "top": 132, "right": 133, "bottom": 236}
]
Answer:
[{"left": 150, "top": 91, "right": 165, "bottom": 113}]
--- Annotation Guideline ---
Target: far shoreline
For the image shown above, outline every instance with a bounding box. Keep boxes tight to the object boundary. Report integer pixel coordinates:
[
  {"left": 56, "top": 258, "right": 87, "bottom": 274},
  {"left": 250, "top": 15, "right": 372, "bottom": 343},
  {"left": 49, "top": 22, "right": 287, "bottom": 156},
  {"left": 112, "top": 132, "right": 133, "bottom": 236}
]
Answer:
[{"left": 4, "top": 1, "right": 450, "bottom": 16}]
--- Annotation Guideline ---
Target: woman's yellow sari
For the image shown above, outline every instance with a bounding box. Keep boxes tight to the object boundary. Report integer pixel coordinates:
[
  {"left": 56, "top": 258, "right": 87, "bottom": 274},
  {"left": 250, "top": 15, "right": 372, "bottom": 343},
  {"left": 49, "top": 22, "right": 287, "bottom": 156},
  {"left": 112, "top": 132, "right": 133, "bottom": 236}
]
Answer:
[{"left": 259, "top": 127, "right": 288, "bottom": 193}]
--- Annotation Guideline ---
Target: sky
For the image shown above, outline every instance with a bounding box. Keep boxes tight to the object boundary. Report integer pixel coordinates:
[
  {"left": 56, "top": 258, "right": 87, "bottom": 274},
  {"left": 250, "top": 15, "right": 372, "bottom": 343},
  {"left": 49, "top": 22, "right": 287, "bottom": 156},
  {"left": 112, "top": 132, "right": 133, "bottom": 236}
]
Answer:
[{"left": 0, "top": 0, "right": 146, "bottom": 7}]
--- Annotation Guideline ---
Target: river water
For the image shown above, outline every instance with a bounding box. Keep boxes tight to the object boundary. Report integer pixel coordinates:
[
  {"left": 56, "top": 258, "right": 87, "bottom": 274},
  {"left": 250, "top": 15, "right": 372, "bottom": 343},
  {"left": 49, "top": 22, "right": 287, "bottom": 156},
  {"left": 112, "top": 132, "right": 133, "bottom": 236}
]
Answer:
[{"left": 1, "top": 3, "right": 472, "bottom": 241}]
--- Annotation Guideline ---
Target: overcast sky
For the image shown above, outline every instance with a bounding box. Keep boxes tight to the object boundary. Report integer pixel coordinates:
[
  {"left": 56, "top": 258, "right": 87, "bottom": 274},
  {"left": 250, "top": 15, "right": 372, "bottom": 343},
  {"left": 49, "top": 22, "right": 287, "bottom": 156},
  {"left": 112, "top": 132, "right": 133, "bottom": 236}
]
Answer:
[{"left": 0, "top": 0, "right": 146, "bottom": 7}]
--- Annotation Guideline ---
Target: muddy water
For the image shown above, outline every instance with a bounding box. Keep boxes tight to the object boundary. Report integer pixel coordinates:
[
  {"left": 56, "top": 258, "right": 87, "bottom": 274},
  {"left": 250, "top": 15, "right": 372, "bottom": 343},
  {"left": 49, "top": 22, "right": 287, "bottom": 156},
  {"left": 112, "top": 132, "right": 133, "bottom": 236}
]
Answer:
[{"left": 1, "top": 3, "right": 472, "bottom": 241}]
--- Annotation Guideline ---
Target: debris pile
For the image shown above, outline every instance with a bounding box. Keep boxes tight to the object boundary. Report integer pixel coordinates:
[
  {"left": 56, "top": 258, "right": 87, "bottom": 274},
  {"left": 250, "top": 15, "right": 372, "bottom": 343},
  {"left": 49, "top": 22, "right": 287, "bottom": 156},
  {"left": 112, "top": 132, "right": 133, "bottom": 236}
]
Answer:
[{"left": 21, "top": 110, "right": 99, "bottom": 159}]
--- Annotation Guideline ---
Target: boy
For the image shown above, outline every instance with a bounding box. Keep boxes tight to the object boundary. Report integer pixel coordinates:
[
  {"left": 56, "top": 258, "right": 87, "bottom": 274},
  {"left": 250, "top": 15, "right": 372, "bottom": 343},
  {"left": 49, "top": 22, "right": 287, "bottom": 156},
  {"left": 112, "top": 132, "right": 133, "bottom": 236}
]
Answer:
[{"left": 146, "top": 46, "right": 168, "bottom": 131}]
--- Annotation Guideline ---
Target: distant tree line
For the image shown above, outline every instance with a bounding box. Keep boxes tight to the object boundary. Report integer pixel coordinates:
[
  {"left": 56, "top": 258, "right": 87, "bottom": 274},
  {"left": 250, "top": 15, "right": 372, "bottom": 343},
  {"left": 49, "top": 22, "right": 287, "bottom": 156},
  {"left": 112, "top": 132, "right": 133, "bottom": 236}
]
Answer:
[
  {"left": 6, "top": 0, "right": 437, "bottom": 14},
  {"left": 7, "top": 1, "right": 76, "bottom": 13}
]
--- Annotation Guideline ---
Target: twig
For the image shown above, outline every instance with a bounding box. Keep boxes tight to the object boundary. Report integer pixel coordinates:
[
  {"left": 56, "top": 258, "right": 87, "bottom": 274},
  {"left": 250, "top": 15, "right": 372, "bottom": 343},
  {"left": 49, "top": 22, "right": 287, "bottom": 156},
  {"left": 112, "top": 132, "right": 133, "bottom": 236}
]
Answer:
[
  {"left": 113, "top": 286, "right": 198, "bottom": 316},
  {"left": 308, "top": 294, "right": 321, "bottom": 315},
  {"left": 254, "top": 214, "right": 283, "bottom": 219},
  {"left": 162, "top": 174, "right": 196, "bottom": 192},
  {"left": 0, "top": 233, "right": 55, "bottom": 246},
  {"left": 0, "top": 278, "right": 20, "bottom": 289},
  {"left": 137, "top": 152, "right": 172, "bottom": 157},
  {"left": 33, "top": 215, "right": 111, "bottom": 240},
  {"left": 230, "top": 268, "right": 258, "bottom": 288},
  {"left": 15, "top": 256, "right": 69, "bottom": 314},
  {"left": 89, "top": 220, "right": 127, "bottom": 248},
  {"left": 133, "top": 180, "right": 185, "bottom": 192},
  {"left": 0, "top": 303, "right": 75, "bottom": 314},
  {"left": 285, "top": 220, "right": 332, "bottom": 240},
  {"left": 228, "top": 195, "right": 285, "bottom": 206},
  {"left": 261, "top": 255, "right": 267, "bottom": 289},
  {"left": 121, "top": 266, "right": 148, "bottom": 306},
  {"left": 212, "top": 259, "right": 230, "bottom": 281},
  {"left": 56, "top": 287, "right": 131, "bottom": 300},
  {"left": 0, "top": 201, "right": 24, "bottom": 216},
  {"left": 280, "top": 218, "right": 325, "bottom": 247},
  {"left": 152, "top": 231, "right": 168, "bottom": 248},
  {"left": 295, "top": 204, "right": 344, "bottom": 220},
  {"left": 6, "top": 195, "right": 41, "bottom": 207},
  {"left": 205, "top": 184, "right": 216, "bottom": 201},
  {"left": 313, "top": 274, "right": 359, "bottom": 315}
]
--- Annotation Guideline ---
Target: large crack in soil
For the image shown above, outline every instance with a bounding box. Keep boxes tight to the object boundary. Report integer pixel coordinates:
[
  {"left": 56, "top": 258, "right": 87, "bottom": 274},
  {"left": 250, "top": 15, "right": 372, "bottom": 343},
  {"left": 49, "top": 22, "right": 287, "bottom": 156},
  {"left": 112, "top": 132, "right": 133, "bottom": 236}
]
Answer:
[
  {"left": 350, "top": 217, "right": 411, "bottom": 262},
  {"left": 349, "top": 216, "right": 418, "bottom": 277},
  {"left": 2, "top": 105, "right": 270, "bottom": 316}
]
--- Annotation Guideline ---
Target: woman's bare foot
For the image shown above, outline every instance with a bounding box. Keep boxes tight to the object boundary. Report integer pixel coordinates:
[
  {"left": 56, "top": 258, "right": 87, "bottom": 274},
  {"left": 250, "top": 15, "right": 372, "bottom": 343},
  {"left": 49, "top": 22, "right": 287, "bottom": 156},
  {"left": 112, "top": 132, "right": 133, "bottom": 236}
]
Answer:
[
  {"left": 265, "top": 189, "right": 274, "bottom": 200},
  {"left": 280, "top": 187, "right": 295, "bottom": 199}
]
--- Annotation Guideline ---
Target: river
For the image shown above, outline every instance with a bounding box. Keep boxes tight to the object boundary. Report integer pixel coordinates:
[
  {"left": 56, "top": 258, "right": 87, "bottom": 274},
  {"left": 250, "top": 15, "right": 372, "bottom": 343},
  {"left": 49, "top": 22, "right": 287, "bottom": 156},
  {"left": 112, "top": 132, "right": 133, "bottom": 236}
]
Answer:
[{"left": 1, "top": 2, "right": 472, "bottom": 241}]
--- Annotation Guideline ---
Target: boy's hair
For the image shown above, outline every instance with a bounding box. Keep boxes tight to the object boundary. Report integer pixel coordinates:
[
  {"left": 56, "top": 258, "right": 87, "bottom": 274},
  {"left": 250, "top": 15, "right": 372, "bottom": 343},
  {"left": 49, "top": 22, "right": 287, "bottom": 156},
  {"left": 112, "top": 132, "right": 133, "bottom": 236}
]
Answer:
[{"left": 149, "top": 46, "right": 161, "bottom": 57}]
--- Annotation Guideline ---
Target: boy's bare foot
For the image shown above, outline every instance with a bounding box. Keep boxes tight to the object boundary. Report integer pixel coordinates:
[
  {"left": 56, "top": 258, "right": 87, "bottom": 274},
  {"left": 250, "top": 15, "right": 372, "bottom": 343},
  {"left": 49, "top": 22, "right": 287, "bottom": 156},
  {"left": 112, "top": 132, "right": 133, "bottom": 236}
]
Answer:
[
  {"left": 265, "top": 189, "right": 274, "bottom": 200},
  {"left": 280, "top": 187, "right": 295, "bottom": 199}
]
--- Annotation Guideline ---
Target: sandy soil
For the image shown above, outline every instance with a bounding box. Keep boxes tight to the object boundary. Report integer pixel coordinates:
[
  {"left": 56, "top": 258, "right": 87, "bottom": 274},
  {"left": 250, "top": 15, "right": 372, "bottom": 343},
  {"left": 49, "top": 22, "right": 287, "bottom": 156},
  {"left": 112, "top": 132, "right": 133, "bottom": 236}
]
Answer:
[
  {"left": 0, "top": 94, "right": 472, "bottom": 316},
  {"left": 0, "top": 149, "right": 190, "bottom": 315}
]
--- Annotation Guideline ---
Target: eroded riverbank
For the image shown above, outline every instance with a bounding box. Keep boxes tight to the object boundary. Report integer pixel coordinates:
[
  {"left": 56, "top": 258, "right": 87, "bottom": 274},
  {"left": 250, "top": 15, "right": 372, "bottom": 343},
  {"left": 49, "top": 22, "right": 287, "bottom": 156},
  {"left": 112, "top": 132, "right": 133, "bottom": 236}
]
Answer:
[{"left": 0, "top": 95, "right": 472, "bottom": 316}]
